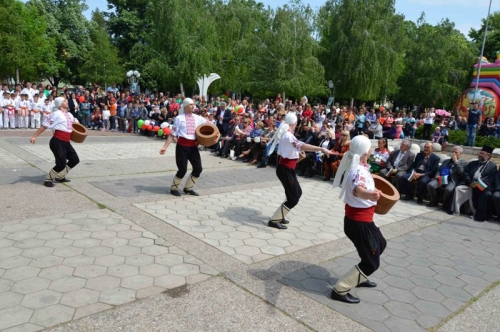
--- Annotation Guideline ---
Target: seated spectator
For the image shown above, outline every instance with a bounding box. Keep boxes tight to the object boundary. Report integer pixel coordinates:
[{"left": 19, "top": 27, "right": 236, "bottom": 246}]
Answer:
[
  {"left": 438, "top": 125, "right": 449, "bottom": 148},
  {"left": 431, "top": 127, "right": 442, "bottom": 143},
  {"left": 239, "top": 121, "right": 265, "bottom": 163},
  {"left": 452, "top": 146, "right": 497, "bottom": 221},
  {"left": 379, "top": 140, "right": 415, "bottom": 193},
  {"left": 496, "top": 117, "right": 500, "bottom": 138},
  {"left": 383, "top": 122, "right": 397, "bottom": 139},
  {"left": 217, "top": 117, "right": 242, "bottom": 158},
  {"left": 486, "top": 117, "right": 496, "bottom": 137},
  {"left": 399, "top": 141, "right": 440, "bottom": 204},
  {"left": 369, "top": 138, "right": 390, "bottom": 173},
  {"left": 90, "top": 107, "right": 102, "bottom": 130},
  {"left": 490, "top": 167, "right": 500, "bottom": 221},
  {"left": 426, "top": 145, "right": 467, "bottom": 211},
  {"left": 324, "top": 130, "right": 351, "bottom": 180},
  {"left": 319, "top": 129, "right": 336, "bottom": 180},
  {"left": 368, "top": 118, "right": 383, "bottom": 139},
  {"left": 395, "top": 121, "right": 404, "bottom": 139},
  {"left": 297, "top": 124, "right": 321, "bottom": 177},
  {"left": 256, "top": 122, "right": 278, "bottom": 168}
]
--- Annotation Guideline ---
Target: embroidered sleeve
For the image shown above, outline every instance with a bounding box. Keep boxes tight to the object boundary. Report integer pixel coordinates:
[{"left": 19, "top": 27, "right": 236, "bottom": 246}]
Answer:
[
  {"left": 172, "top": 117, "right": 180, "bottom": 137},
  {"left": 351, "top": 169, "right": 367, "bottom": 197},
  {"left": 288, "top": 133, "right": 304, "bottom": 151}
]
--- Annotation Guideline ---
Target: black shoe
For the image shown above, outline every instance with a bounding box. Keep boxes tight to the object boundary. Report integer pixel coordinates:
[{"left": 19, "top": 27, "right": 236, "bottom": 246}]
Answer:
[
  {"left": 357, "top": 280, "right": 377, "bottom": 288},
  {"left": 267, "top": 221, "right": 287, "bottom": 229},
  {"left": 427, "top": 202, "right": 438, "bottom": 207},
  {"left": 330, "top": 290, "right": 360, "bottom": 304},
  {"left": 257, "top": 164, "right": 266, "bottom": 168},
  {"left": 323, "top": 177, "right": 330, "bottom": 181},
  {"left": 304, "top": 174, "right": 313, "bottom": 178},
  {"left": 282, "top": 219, "right": 290, "bottom": 224},
  {"left": 216, "top": 153, "right": 222, "bottom": 157},
  {"left": 44, "top": 181, "right": 54, "bottom": 188},
  {"left": 170, "top": 190, "right": 181, "bottom": 197},
  {"left": 401, "top": 195, "right": 413, "bottom": 201},
  {"left": 242, "top": 158, "right": 249, "bottom": 162},
  {"left": 417, "top": 199, "right": 423, "bottom": 205},
  {"left": 55, "top": 178, "right": 71, "bottom": 183},
  {"left": 297, "top": 171, "right": 304, "bottom": 176},
  {"left": 184, "top": 189, "right": 199, "bottom": 196}
]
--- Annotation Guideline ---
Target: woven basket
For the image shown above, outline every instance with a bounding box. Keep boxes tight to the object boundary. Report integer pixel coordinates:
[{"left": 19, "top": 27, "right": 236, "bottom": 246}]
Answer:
[
  {"left": 71, "top": 123, "right": 88, "bottom": 143},
  {"left": 372, "top": 174, "right": 400, "bottom": 215},
  {"left": 196, "top": 123, "right": 219, "bottom": 147}
]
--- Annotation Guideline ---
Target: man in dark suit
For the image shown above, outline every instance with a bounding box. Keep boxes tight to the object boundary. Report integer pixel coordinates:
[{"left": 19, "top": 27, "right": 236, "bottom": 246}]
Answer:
[
  {"left": 378, "top": 139, "right": 415, "bottom": 192},
  {"left": 453, "top": 146, "right": 497, "bottom": 221},
  {"left": 217, "top": 117, "right": 242, "bottom": 158},
  {"left": 215, "top": 102, "right": 232, "bottom": 136},
  {"left": 399, "top": 141, "right": 440, "bottom": 204},
  {"left": 297, "top": 124, "right": 321, "bottom": 177},
  {"left": 490, "top": 167, "right": 500, "bottom": 221},
  {"left": 426, "top": 145, "right": 468, "bottom": 211}
]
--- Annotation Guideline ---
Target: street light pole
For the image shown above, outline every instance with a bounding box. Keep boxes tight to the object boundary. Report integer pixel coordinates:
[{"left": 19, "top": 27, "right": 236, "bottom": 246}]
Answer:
[
  {"left": 474, "top": 0, "right": 493, "bottom": 104},
  {"left": 127, "top": 70, "right": 141, "bottom": 94}
]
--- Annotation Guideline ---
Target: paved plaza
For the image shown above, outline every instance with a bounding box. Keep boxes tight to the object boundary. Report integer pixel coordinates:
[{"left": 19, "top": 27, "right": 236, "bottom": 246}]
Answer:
[{"left": 0, "top": 130, "right": 499, "bottom": 331}]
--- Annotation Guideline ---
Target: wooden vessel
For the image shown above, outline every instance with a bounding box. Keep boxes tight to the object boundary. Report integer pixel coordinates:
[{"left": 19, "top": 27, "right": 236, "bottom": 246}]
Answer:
[
  {"left": 372, "top": 174, "right": 400, "bottom": 215},
  {"left": 71, "top": 123, "right": 88, "bottom": 143},
  {"left": 195, "top": 123, "right": 219, "bottom": 147}
]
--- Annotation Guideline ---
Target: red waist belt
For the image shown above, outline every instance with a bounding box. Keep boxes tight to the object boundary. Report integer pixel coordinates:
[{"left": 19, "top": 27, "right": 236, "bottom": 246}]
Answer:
[
  {"left": 54, "top": 130, "right": 71, "bottom": 142},
  {"left": 345, "top": 204, "right": 375, "bottom": 223},
  {"left": 279, "top": 157, "right": 298, "bottom": 169},
  {"left": 178, "top": 137, "right": 197, "bottom": 147}
]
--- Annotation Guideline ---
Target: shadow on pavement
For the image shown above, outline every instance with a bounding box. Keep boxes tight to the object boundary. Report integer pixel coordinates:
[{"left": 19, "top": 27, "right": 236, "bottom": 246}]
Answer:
[{"left": 248, "top": 261, "right": 333, "bottom": 315}]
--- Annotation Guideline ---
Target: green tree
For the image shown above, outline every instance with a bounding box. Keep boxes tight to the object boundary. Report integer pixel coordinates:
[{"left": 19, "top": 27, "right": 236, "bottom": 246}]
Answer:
[
  {"left": 29, "top": 0, "right": 93, "bottom": 87},
  {"left": 0, "top": 0, "right": 57, "bottom": 82},
  {"left": 396, "top": 16, "right": 476, "bottom": 109},
  {"left": 248, "top": 0, "right": 327, "bottom": 99},
  {"left": 106, "top": 0, "right": 149, "bottom": 62},
  {"left": 318, "top": 0, "right": 406, "bottom": 101},
  {"left": 80, "top": 10, "right": 124, "bottom": 87},
  {"left": 469, "top": 11, "right": 500, "bottom": 61}
]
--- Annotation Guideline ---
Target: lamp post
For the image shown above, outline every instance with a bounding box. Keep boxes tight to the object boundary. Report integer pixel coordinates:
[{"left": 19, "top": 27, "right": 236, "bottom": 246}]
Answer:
[
  {"left": 127, "top": 70, "right": 140, "bottom": 94},
  {"left": 474, "top": 0, "right": 493, "bottom": 105},
  {"left": 328, "top": 80, "right": 335, "bottom": 108}
]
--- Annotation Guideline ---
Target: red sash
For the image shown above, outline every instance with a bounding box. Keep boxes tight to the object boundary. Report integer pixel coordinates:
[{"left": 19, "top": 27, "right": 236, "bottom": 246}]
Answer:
[
  {"left": 54, "top": 130, "right": 71, "bottom": 142},
  {"left": 279, "top": 157, "right": 298, "bottom": 169},
  {"left": 178, "top": 137, "right": 197, "bottom": 147},
  {"left": 345, "top": 204, "right": 375, "bottom": 223}
]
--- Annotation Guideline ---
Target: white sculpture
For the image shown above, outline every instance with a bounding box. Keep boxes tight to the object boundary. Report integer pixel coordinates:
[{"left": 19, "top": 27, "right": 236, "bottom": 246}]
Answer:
[{"left": 196, "top": 73, "right": 221, "bottom": 100}]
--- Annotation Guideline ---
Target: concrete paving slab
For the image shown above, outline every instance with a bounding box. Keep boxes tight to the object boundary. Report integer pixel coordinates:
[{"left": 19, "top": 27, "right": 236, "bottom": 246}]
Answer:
[{"left": 281, "top": 217, "right": 500, "bottom": 331}]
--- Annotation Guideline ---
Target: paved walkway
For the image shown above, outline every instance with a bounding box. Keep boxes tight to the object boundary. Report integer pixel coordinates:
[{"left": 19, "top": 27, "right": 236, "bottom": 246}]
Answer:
[{"left": 0, "top": 130, "right": 499, "bottom": 331}]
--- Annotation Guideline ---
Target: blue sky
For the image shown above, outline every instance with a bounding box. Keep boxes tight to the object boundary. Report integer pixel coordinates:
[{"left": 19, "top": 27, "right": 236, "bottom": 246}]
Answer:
[{"left": 85, "top": 0, "right": 496, "bottom": 37}]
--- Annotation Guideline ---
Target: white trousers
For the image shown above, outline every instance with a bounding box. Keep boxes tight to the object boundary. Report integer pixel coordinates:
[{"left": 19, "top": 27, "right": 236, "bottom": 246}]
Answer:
[{"left": 451, "top": 185, "right": 475, "bottom": 214}]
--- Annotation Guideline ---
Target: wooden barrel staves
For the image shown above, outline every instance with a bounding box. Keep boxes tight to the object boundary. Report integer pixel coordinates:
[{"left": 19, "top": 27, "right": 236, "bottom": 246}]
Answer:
[
  {"left": 70, "top": 123, "right": 88, "bottom": 143},
  {"left": 196, "top": 123, "right": 219, "bottom": 147},
  {"left": 372, "top": 174, "right": 400, "bottom": 215}
]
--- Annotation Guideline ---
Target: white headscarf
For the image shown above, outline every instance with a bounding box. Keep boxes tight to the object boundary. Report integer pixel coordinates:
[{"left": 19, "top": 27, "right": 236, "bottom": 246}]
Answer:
[
  {"left": 52, "top": 97, "right": 65, "bottom": 112},
  {"left": 179, "top": 98, "right": 195, "bottom": 114},
  {"left": 267, "top": 112, "right": 297, "bottom": 156},
  {"left": 333, "top": 135, "right": 372, "bottom": 198}
]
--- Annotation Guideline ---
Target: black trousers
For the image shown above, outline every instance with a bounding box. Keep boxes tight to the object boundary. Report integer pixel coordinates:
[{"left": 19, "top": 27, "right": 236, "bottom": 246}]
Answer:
[
  {"left": 472, "top": 188, "right": 492, "bottom": 221},
  {"left": 344, "top": 216, "right": 386, "bottom": 276},
  {"left": 422, "top": 123, "right": 432, "bottom": 140},
  {"left": 175, "top": 144, "right": 202, "bottom": 178},
  {"left": 276, "top": 164, "right": 302, "bottom": 209},
  {"left": 49, "top": 137, "right": 80, "bottom": 172}
]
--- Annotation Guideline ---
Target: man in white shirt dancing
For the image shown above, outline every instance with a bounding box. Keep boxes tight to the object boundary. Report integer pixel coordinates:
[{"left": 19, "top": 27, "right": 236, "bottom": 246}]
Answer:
[{"left": 160, "top": 98, "right": 219, "bottom": 196}]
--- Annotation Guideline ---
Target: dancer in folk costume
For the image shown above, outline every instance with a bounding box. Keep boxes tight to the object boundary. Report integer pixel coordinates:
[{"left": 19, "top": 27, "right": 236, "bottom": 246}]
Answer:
[
  {"left": 330, "top": 135, "right": 386, "bottom": 303},
  {"left": 30, "top": 97, "right": 80, "bottom": 187},
  {"left": 266, "top": 112, "right": 333, "bottom": 229},
  {"left": 159, "top": 98, "right": 220, "bottom": 196}
]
